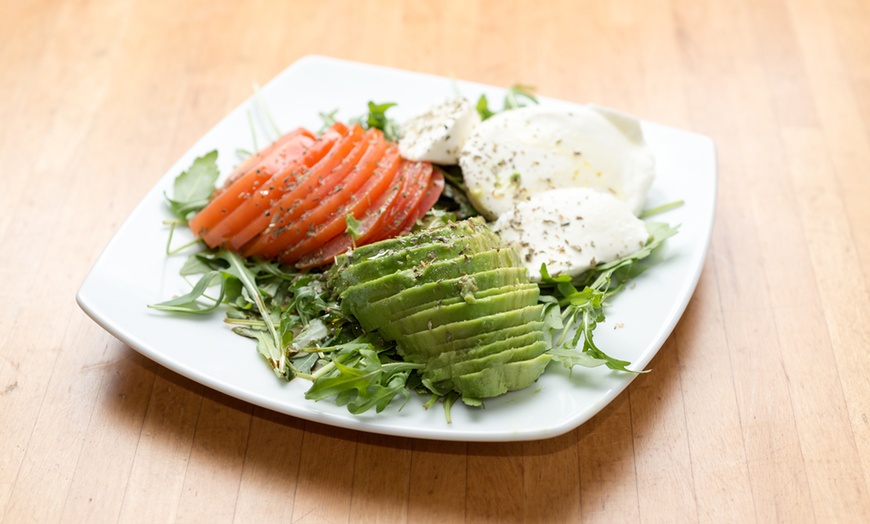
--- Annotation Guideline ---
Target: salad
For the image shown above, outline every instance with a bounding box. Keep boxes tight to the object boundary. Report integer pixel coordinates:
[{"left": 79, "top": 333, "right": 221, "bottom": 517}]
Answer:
[{"left": 151, "top": 85, "right": 677, "bottom": 419}]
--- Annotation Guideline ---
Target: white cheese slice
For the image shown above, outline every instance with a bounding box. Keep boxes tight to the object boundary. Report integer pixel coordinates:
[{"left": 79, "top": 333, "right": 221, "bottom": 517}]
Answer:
[
  {"left": 459, "top": 104, "right": 655, "bottom": 219},
  {"left": 493, "top": 187, "right": 650, "bottom": 282},
  {"left": 398, "top": 97, "right": 481, "bottom": 165}
]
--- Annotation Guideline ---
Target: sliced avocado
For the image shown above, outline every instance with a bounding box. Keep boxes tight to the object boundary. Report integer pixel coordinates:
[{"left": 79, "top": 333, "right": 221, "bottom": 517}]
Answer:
[
  {"left": 332, "top": 229, "right": 500, "bottom": 293},
  {"left": 391, "top": 282, "right": 537, "bottom": 326},
  {"left": 331, "top": 217, "right": 555, "bottom": 403},
  {"left": 379, "top": 285, "right": 539, "bottom": 340},
  {"left": 410, "top": 320, "right": 548, "bottom": 358},
  {"left": 341, "top": 216, "right": 490, "bottom": 264},
  {"left": 397, "top": 304, "right": 545, "bottom": 358},
  {"left": 340, "top": 248, "right": 523, "bottom": 318},
  {"left": 452, "top": 353, "right": 552, "bottom": 400},
  {"left": 423, "top": 339, "right": 549, "bottom": 386},
  {"left": 421, "top": 330, "right": 548, "bottom": 373},
  {"left": 354, "top": 268, "right": 530, "bottom": 331}
]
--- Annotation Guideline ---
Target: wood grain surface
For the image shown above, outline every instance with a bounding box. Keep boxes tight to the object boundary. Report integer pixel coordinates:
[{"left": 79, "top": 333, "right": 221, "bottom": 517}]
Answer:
[{"left": 2, "top": 0, "right": 869, "bottom": 522}]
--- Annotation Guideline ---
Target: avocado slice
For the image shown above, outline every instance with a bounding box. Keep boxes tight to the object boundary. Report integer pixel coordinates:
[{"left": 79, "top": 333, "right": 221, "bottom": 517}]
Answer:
[
  {"left": 340, "top": 216, "right": 490, "bottom": 264},
  {"left": 423, "top": 339, "right": 549, "bottom": 386},
  {"left": 390, "top": 282, "right": 537, "bottom": 327},
  {"left": 421, "top": 330, "right": 548, "bottom": 373},
  {"left": 404, "top": 321, "right": 548, "bottom": 359},
  {"left": 397, "top": 304, "right": 545, "bottom": 358},
  {"left": 332, "top": 229, "right": 501, "bottom": 293},
  {"left": 379, "top": 285, "right": 539, "bottom": 340},
  {"left": 353, "top": 268, "right": 530, "bottom": 331},
  {"left": 340, "top": 248, "right": 524, "bottom": 318},
  {"left": 452, "top": 353, "right": 553, "bottom": 400}
]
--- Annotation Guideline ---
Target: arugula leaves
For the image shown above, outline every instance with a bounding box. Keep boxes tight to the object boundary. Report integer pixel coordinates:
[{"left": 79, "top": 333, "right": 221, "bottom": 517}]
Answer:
[
  {"left": 164, "top": 151, "right": 219, "bottom": 220},
  {"left": 148, "top": 271, "right": 226, "bottom": 314},
  {"left": 304, "top": 335, "right": 421, "bottom": 414},
  {"left": 476, "top": 84, "right": 539, "bottom": 121},
  {"left": 539, "top": 221, "right": 679, "bottom": 372},
  {"left": 360, "top": 101, "right": 400, "bottom": 141}
]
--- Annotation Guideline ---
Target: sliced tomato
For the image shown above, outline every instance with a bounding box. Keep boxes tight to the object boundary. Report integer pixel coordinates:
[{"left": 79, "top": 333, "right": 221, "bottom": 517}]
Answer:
[
  {"left": 294, "top": 148, "right": 407, "bottom": 269},
  {"left": 239, "top": 125, "right": 372, "bottom": 256},
  {"left": 188, "top": 128, "right": 314, "bottom": 240},
  {"left": 198, "top": 128, "right": 342, "bottom": 248},
  {"left": 370, "top": 161, "right": 433, "bottom": 243},
  {"left": 251, "top": 131, "right": 390, "bottom": 260},
  {"left": 223, "top": 128, "right": 315, "bottom": 187},
  {"left": 227, "top": 124, "right": 366, "bottom": 252},
  {"left": 395, "top": 167, "right": 445, "bottom": 234},
  {"left": 279, "top": 143, "right": 400, "bottom": 264}
]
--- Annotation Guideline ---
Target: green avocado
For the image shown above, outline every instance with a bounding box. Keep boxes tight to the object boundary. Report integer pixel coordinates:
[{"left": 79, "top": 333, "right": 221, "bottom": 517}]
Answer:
[
  {"left": 423, "top": 339, "right": 549, "bottom": 386},
  {"left": 332, "top": 217, "right": 555, "bottom": 402},
  {"left": 421, "top": 330, "right": 548, "bottom": 373},
  {"left": 339, "top": 248, "right": 523, "bottom": 318},
  {"left": 353, "top": 268, "right": 531, "bottom": 331},
  {"left": 404, "top": 321, "right": 548, "bottom": 359},
  {"left": 397, "top": 304, "right": 545, "bottom": 358},
  {"left": 379, "top": 285, "right": 539, "bottom": 340},
  {"left": 332, "top": 229, "right": 501, "bottom": 293},
  {"left": 340, "top": 216, "right": 491, "bottom": 264},
  {"left": 452, "top": 353, "right": 553, "bottom": 401},
  {"left": 390, "top": 282, "right": 537, "bottom": 327}
]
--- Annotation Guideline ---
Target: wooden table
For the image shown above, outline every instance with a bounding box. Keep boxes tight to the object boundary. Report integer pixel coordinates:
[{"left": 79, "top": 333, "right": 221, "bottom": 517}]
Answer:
[{"left": 2, "top": 0, "right": 869, "bottom": 522}]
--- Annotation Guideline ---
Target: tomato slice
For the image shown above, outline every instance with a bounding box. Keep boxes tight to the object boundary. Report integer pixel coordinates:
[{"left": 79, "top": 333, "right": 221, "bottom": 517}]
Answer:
[
  {"left": 395, "top": 167, "right": 445, "bottom": 234},
  {"left": 370, "top": 160, "right": 433, "bottom": 243},
  {"left": 250, "top": 131, "right": 389, "bottom": 260},
  {"left": 223, "top": 128, "right": 315, "bottom": 187},
  {"left": 279, "top": 142, "right": 400, "bottom": 264},
  {"left": 198, "top": 127, "right": 343, "bottom": 248},
  {"left": 294, "top": 147, "right": 407, "bottom": 269},
  {"left": 229, "top": 124, "right": 366, "bottom": 252},
  {"left": 188, "top": 128, "right": 314, "bottom": 241},
  {"left": 240, "top": 125, "right": 372, "bottom": 257}
]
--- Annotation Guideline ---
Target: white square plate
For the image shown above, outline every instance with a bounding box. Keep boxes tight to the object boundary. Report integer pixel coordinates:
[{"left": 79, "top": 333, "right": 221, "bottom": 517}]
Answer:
[{"left": 77, "top": 55, "right": 716, "bottom": 441}]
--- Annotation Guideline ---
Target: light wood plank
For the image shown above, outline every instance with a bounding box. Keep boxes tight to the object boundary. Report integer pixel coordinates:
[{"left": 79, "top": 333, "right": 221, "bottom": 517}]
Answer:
[
  {"left": 407, "top": 440, "right": 466, "bottom": 524},
  {"left": 232, "top": 409, "right": 306, "bottom": 523},
  {"left": 577, "top": 394, "right": 640, "bottom": 523}
]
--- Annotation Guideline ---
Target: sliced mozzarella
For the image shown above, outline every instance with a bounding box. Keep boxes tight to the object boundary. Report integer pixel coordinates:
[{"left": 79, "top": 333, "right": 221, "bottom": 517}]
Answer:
[
  {"left": 459, "top": 104, "right": 655, "bottom": 219},
  {"left": 493, "top": 187, "right": 649, "bottom": 282},
  {"left": 398, "top": 97, "right": 481, "bottom": 165}
]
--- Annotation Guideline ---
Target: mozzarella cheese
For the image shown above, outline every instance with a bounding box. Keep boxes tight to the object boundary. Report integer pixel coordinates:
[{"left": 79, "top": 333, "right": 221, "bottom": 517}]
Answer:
[
  {"left": 459, "top": 104, "right": 655, "bottom": 219},
  {"left": 398, "top": 97, "right": 481, "bottom": 165},
  {"left": 493, "top": 187, "right": 650, "bottom": 282}
]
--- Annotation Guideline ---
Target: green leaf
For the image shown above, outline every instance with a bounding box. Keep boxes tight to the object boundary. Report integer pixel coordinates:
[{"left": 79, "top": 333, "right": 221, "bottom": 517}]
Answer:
[
  {"left": 503, "top": 84, "right": 538, "bottom": 110},
  {"left": 218, "top": 250, "right": 284, "bottom": 370},
  {"left": 352, "top": 101, "right": 400, "bottom": 142},
  {"left": 303, "top": 338, "right": 421, "bottom": 414},
  {"left": 476, "top": 94, "right": 496, "bottom": 120},
  {"left": 345, "top": 214, "right": 362, "bottom": 240},
  {"left": 306, "top": 350, "right": 382, "bottom": 400},
  {"left": 179, "top": 253, "right": 217, "bottom": 276},
  {"left": 347, "top": 372, "right": 411, "bottom": 414},
  {"left": 476, "top": 84, "right": 538, "bottom": 121},
  {"left": 164, "top": 151, "right": 219, "bottom": 220},
  {"left": 538, "top": 221, "right": 678, "bottom": 376},
  {"left": 549, "top": 347, "right": 610, "bottom": 369},
  {"left": 148, "top": 271, "right": 225, "bottom": 314}
]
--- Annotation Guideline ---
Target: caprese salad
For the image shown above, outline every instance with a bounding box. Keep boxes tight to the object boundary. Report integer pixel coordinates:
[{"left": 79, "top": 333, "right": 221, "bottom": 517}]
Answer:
[{"left": 152, "top": 86, "right": 678, "bottom": 418}]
